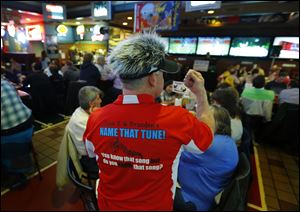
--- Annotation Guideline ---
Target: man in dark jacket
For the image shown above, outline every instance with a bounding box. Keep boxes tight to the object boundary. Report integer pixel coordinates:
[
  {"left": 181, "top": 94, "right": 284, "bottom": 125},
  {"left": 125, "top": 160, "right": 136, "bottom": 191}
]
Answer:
[{"left": 79, "top": 53, "right": 101, "bottom": 87}]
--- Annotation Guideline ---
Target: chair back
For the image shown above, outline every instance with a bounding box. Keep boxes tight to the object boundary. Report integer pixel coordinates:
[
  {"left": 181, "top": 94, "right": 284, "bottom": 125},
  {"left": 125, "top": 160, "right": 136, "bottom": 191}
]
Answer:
[
  {"left": 239, "top": 128, "right": 252, "bottom": 161},
  {"left": 30, "top": 81, "right": 57, "bottom": 119},
  {"left": 1, "top": 127, "right": 34, "bottom": 173},
  {"left": 68, "top": 158, "right": 99, "bottom": 211},
  {"left": 65, "top": 80, "right": 88, "bottom": 115},
  {"left": 210, "top": 152, "right": 251, "bottom": 211},
  {"left": 264, "top": 103, "right": 299, "bottom": 144}
]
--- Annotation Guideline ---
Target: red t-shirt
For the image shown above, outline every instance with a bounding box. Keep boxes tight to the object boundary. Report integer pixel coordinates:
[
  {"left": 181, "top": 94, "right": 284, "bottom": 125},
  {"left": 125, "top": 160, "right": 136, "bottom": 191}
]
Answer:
[{"left": 83, "top": 94, "right": 213, "bottom": 211}]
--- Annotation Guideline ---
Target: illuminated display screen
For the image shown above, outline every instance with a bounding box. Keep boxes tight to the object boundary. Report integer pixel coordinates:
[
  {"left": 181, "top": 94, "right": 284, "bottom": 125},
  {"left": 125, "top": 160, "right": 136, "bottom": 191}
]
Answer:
[
  {"left": 92, "top": 1, "right": 111, "bottom": 20},
  {"left": 42, "top": 3, "right": 66, "bottom": 21},
  {"left": 197, "top": 37, "right": 231, "bottom": 56},
  {"left": 272, "top": 37, "right": 299, "bottom": 59},
  {"left": 229, "top": 37, "right": 271, "bottom": 57},
  {"left": 169, "top": 37, "right": 197, "bottom": 54},
  {"left": 25, "top": 25, "right": 42, "bottom": 41}
]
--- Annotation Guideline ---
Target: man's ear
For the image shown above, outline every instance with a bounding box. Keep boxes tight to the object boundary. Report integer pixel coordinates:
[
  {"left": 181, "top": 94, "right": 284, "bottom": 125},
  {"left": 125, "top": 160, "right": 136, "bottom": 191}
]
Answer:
[{"left": 148, "top": 73, "right": 156, "bottom": 87}]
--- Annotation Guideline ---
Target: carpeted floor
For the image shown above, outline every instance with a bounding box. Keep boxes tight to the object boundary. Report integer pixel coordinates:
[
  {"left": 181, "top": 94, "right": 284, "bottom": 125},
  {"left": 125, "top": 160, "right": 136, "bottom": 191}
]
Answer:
[{"left": 1, "top": 163, "right": 85, "bottom": 211}]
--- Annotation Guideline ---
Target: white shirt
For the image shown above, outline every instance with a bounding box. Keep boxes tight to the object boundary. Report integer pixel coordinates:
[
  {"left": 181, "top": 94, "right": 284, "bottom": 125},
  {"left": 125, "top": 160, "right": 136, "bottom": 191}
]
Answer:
[
  {"left": 230, "top": 118, "right": 243, "bottom": 142},
  {"left": 67, "top": 107, "right": 89, "bottom": 156}
]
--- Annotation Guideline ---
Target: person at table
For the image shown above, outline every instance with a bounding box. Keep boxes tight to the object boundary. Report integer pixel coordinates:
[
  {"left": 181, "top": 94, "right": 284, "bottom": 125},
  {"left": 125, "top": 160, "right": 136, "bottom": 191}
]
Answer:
[
  {"left": 83, "top": 33, "right": 215, "bottom": 211},
  {"left": 79, "top": 53, "right": 101, "bottom": 87},
  {"left": 3, "top": 61, "right": 22, "bottom": 86},
  {"left": 265, "top": 70, "right": 289, "bottom": 95},
  {"left": 160, "top": 80, "right": 177, "bottom": 105},
  {"left": 62, "top": 60, "right": 80, "bottom": 86},
  {"left": 177, "top": 104, "right": 238, "bottom": 211},
  {"left": 41, "top": 50, "right": 51, "bottom": 71},
  {"left": 1, "top": 77, "right": 32, "bottom": 136},
  {"left": 211, "top": 87, "right": 243, "bottom": 144},
  {"left": 279, "top": 78, "right": 299, "bottom": 105},
  {"left": 67, "top": 86, "right": 103, "bottom": 175}
]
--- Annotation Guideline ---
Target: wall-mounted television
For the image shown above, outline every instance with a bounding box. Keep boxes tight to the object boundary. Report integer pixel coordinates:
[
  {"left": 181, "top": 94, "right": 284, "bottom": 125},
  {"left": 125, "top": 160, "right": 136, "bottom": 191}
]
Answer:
[
  {"left": 197, "top": 37, "right": 231, "bottom": 56},
  {"left": 185, "top": 1, "right": 221, "bottom": 12},
  {"left": 272, "top": 37, "right": 299, "bottom": 59},
  {"left": 91, "top": 1, "right": 112, "bottom": 20},
  {"left": 229, "top": 37, "right": 271, "bottom": 57},
  {"left": 161, "top": 37, "right": 169, "bottom": 52},
  {"left": 42, "top": 3, "right": 66, "bottom": 22},
  {"left": 169, "top": 37, "right": 197, "bottom": 54}
]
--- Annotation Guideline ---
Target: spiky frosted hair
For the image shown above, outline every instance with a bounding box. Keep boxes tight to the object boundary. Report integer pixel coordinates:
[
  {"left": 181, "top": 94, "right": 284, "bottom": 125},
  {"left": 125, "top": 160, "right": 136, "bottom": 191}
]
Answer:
[{"left": 108, "top": 33, "right": 166, "bottom": 80}]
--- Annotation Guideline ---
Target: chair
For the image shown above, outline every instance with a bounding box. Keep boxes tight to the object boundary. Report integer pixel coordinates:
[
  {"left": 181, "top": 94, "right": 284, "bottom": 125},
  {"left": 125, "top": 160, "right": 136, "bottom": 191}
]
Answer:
[
  {"left": 65, "top": 80, "right": 88, "bottom": 115},
  {"left": 68, "top": 158, "right": 99, "bottom": 211},
  {"left": 263, "top": 103, "right": 299, "bottom": 151},
  {"left": 239, "top": 128, "right": 252, "bottom": 162},
  {"left": 30, "top": 81, "right": 57, "bottom": 120},
  {"left": 209, "top": 152, "right": 251, "bottom": 211},
  {"left": 1, "top": 127, "right": 42, "bottom": 187}
]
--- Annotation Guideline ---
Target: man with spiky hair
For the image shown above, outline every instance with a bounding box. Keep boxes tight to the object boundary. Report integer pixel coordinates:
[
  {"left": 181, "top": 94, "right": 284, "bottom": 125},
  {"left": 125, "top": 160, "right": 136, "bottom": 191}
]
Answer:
[{"left": 83, "top": 33, "right": 215, "bottom": 211}]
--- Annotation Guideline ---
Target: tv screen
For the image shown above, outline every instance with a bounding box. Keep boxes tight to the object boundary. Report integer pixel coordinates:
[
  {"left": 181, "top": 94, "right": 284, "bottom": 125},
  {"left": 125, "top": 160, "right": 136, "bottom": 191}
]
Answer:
[
  {"left": 42, "top": 3, "right": 66, "bottom": 22},
  {"left": 185, "top": 1, "right": 221, "bottom": 12},
  {"left": 161, "top": 37, "right": 169, "bottom": 52},
  {"left": 91, "top": 1, "right": 112, "bottom": 20},
  {"left": 272, "top": 37, "right": 299, "bottom": 59},
  {"left": 197, "top": 37, "right": 231, "bottom": 56},
  {"left": 169, "top": 37, "right": 197, "bottom": 54},
  {"left": 229, "top": 37, "right": 271, "bottom": 57}
]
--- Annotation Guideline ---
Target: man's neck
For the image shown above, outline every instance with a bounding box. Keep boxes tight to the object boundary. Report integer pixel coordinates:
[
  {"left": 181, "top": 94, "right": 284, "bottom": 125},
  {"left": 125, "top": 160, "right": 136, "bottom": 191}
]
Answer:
[{"left": 122, "top": 88, "right": 155, "bottom": 97}]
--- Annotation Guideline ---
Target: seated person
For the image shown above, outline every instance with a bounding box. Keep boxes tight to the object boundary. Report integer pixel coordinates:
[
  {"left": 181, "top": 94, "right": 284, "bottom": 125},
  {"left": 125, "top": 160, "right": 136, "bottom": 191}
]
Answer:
[
  {"left": 3, "top": 62, "right": 23, "bottom": 87},
  {"left": 265, "top": 70, "right": 289, "bottom": 95},
  {"left": 66, "top": 86, "right": 103, "bottom": 175},
  {"left": 43, "top": 60, "right": 63, "bottom": 77},
  {"left": 1, "top": 77, "right": 32, "bottom": 136},
  {"left": 79, "top": 53, "right": 101, "bottom": 87},
  {"left": 177, "top": 105, "right": 239, "bottom": 211},
  {"left": 160, "top": 80, "right": 176, "bottom": 105},
  {"left": 241, "top": 75, "right": 275, "bottom": 123},
  {"left": 62, "top": 60, "right": 80, "bottom": 84},
  {"left": 279, "top": 78, "right": 299, "bottom": 105},
  {"left": 211, "top": 87, "right": 243, "bottom": 143}
]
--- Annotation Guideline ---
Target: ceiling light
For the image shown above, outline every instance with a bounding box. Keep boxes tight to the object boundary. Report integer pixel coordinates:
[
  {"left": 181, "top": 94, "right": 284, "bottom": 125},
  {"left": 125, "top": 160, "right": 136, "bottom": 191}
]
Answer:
[
  {"left": 122, "top": 22, "right": 128, "bottom": 26},
  {"left": 7, "top": 8, "right": 12, "bottom": 11},
  {"left": 18, "top": 10, "right": 23, "bottom": 13},
  {"left": 76, "top": 22, "right": 81, "bottom": 25},
  {"left": 127, "top": 17, "right": 133, "bottom": 20},
  {"left": 76, "top": 17, "right": 84, "bottom": 20},
  {"left": 207, "top": 10, "right": 215, "bottom": 14},
  {"left": 26, "top": 18, "right": 31, "bottom": 21}
]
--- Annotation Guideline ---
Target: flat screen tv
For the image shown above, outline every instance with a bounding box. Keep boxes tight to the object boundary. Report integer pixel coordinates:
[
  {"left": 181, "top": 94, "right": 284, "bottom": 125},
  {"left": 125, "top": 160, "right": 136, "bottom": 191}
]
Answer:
[
  {"left": 272, "top": 37, "right": 299, "bottom": 59},
  {"left": 42, "top": 3, "right": 66, "bottom": 22},
  {"left": 197, "top": 37, "right": 231, "bottom": 56},
  {"left": 229, "top": 37, "right": 271, "bottom": 57},
  {"left": 91, "top": 1, "right": 112, "bottom": 20},
  {"left": 169, "top": 37, "right": 197, "bottom": 54},
  {"left": 161, "top": 37, "right": 169, "bottom": 52}
]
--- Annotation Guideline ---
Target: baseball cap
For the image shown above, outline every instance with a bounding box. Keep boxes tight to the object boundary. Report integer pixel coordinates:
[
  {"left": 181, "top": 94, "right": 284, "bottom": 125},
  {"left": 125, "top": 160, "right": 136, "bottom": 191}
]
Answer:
[{"left": 108, "top": 33, "right": 181, "bottom": 81}]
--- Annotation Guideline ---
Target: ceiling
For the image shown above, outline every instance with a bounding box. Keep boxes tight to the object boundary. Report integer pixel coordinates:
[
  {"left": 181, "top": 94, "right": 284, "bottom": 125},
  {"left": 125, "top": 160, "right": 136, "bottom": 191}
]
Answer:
[{"left": 1, "top": 1, "right": 299, "bottom": 32}]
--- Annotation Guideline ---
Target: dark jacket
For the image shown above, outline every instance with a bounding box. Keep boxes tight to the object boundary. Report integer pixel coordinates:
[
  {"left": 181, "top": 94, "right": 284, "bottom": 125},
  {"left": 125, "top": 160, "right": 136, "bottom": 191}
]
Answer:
[{"left": 79, "top": 62, "right": 101, "bottom": 87}]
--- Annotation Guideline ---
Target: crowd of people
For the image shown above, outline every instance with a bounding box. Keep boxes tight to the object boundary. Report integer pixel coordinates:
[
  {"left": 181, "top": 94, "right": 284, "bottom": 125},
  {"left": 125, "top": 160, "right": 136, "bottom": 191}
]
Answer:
[{"left": 1, "top": 33, "right": 299, "bottom": 211}]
